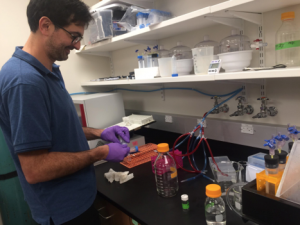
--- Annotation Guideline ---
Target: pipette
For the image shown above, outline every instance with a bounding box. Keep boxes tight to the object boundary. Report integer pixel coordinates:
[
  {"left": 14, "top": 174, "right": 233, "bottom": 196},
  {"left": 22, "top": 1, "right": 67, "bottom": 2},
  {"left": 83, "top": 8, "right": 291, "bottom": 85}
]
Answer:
[
  {"left": 274, "top": 133, "right": 289, "bottom": 153},
  {"left": 264, "top": 138, "right": 276, "bottom": 158}
]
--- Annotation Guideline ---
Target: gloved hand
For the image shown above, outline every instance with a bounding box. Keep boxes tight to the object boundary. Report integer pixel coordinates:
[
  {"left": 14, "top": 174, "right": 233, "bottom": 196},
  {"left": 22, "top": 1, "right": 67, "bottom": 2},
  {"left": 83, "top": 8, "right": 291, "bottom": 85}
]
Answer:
[
  {"left": 105, "top": 143, "right": 130, "bottom": 162},
  {"left": 101, "top": 126, "right": 130, "bottom": 144}
]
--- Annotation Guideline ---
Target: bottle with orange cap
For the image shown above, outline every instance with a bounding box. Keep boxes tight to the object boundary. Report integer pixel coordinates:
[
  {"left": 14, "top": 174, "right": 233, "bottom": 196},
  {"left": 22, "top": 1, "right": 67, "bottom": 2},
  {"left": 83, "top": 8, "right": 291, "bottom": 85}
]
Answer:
[
  {"left": 275, "top": 11, "right": 300, "bottom": 67},
  {"left": 153, "top": 143, "right": 179, "bottom": 197},
  {"left": 205, "top": 184, "right": 226, "bottom": 225}
]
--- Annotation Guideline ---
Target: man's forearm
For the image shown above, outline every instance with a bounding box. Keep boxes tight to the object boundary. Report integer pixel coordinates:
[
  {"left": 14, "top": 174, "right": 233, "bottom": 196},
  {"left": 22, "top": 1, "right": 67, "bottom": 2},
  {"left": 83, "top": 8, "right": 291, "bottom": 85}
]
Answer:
[
  {"left": 18, "top": 145, "right": 109, "bottom": 184},
  {"left": 82, "top": 127, "right": 104, "bottom": 140}
]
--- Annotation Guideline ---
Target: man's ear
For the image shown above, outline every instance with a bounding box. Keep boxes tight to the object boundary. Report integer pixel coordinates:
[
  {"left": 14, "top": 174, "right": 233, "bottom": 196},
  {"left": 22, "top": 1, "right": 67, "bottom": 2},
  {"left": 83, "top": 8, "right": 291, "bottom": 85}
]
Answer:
[{"left": 38, "top": 16, "right": 55, "bottom": 36}]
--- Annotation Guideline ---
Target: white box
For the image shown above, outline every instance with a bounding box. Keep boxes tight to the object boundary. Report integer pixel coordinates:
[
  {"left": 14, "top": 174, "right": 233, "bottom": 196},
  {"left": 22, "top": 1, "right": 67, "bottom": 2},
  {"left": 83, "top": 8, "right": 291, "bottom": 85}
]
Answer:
[{"left": 134, "top": 67, "right": 160, "bottom": 80}]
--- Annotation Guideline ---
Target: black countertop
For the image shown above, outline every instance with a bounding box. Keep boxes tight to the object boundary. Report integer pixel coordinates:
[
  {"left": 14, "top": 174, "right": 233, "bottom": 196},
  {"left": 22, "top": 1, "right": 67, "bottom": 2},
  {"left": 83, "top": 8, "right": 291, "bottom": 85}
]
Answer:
[{"left": 95, "top": 128, "right": 263, "bottom": 225}]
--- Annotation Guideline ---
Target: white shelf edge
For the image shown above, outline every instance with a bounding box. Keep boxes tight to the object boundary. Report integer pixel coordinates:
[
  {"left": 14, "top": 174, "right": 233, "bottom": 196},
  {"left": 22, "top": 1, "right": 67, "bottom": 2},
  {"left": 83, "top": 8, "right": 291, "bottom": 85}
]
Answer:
[
  {"left": 90, "top": 0, "right": 154, "bottom": 11},
  {"left": 210, "top": 0, "right": 255, "bottom": 13},
  {"left": 214, "top": 67, "right": 300, "bottom": 80},
  {"left": 81, "top": 68, "right": 300, "bottom": 87}
]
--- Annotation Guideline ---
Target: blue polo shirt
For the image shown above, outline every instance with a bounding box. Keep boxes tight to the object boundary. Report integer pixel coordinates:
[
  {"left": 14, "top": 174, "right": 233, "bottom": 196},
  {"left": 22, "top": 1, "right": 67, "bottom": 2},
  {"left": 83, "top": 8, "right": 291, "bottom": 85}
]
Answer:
[{"left": 0, "top": 47, "right": 97, "bottom": 225}]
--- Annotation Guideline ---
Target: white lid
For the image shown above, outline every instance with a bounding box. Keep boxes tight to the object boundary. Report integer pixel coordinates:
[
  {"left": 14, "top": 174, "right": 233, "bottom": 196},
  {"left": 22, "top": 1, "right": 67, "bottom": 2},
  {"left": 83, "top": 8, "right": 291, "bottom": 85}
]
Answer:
[{"left": 181, "top": 194, "right": 189, "bottom": 201}]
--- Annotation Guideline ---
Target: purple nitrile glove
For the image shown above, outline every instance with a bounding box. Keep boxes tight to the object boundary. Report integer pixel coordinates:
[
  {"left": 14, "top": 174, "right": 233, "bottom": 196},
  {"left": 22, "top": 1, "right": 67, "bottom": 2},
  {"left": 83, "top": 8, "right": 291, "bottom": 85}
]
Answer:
[
  {"left": 105, "top": 143, "right": 130, "bottom": 162},
  {"left": 101, "top": 126, "right": 130, "bottom": 144}
]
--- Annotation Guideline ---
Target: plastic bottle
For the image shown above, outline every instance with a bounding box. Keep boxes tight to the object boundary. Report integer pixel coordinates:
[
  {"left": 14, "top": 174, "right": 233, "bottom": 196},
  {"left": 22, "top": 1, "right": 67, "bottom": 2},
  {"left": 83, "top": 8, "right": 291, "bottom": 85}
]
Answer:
[
  {"left": 181, "top": 194, "right": 189, "bottom": 212},
  {"left": 137, "top": 55, "right": 145, "bottom": 68},
  {"left": 154, "top": 143, "right": 178, "bottom": 197},
  {"left": 275, "top": 12, "right": 300, "bottom": 67},
  {"left": 264, "top": 155, "right": 279, "bottom": 195},
  {"left": 205, "top": 184, "right": 226, "bottom": 225}
]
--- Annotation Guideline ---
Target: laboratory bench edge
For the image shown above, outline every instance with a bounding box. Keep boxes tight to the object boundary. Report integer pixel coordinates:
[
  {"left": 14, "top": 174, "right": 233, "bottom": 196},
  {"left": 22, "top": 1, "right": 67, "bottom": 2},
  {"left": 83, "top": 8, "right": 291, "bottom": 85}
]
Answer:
[{"left": 95, "top": 128, "right": 263, "bottom": 225}]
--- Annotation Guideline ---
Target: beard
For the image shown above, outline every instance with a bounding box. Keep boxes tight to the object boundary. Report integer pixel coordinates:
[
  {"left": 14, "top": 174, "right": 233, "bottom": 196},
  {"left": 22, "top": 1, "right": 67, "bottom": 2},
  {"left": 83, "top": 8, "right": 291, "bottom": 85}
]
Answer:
[{"left": 45, "top": 36, "right": 73, "bottom": 62}]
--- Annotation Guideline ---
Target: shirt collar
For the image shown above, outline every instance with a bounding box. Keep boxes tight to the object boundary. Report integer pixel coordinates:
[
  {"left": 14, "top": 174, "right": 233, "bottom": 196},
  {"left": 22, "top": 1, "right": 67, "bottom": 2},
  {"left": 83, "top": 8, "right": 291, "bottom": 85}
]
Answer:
[{"left": 13, "top": 47, "right": 60, "bottom": 78}]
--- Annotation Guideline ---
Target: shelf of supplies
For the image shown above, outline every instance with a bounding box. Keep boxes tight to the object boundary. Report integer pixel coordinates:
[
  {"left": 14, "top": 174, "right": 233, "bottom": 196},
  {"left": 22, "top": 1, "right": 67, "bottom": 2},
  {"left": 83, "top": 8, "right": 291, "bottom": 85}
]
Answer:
[
  {"left": 78, "top": 0, "right": 300, "bottom": 56},
  {"left": 214, "top": 67, "right": 300, "bottom": 81},
  {"left": 90, "top": 0, "right": 154, "bottom": 11},
  {"left": 81, "top": 67, "right": 300, "bottom": 87}
]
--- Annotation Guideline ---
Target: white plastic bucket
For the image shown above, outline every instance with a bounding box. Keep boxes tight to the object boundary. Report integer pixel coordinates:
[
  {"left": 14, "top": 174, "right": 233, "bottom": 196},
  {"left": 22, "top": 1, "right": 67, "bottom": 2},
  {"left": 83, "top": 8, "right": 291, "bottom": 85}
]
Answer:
[
  {"left": 158, "top": 57, "right": 172, "bottom": 77},
  {"left": 192, "top": 46, "right": 214, "bottom": 75}
]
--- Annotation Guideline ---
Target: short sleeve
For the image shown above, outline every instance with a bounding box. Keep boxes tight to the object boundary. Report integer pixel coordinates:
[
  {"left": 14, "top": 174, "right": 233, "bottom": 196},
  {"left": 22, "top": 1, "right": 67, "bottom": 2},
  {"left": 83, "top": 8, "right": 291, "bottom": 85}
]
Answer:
[{"left": 4, "top": 84, "right": 52, "bottom": 153}]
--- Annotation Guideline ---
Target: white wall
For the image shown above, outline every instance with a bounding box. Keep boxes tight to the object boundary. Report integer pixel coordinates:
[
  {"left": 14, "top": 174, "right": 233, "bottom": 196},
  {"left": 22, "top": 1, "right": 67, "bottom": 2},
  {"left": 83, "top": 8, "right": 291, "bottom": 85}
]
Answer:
[
  {"left": 0, "top": 0, "right": 109, "bottom": 94},
  {"left": 83, "top": 3, "right": 300, "bottom": 127}
]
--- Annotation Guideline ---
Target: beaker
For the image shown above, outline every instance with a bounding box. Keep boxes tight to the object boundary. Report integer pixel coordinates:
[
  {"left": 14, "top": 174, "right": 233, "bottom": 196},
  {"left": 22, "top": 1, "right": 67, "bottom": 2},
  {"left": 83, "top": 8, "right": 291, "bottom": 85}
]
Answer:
[
  {"left": 238, "top": 161, "right": 248, "bottom": 182},
  {"left": 192, "top": 46, "right": 214, "bottom": 75},
  {"left": 212, "top": 161, "right": 242, "bottom": 193},
  {"left": 226, "top": 182, "right": 248, "bottom": 217}
]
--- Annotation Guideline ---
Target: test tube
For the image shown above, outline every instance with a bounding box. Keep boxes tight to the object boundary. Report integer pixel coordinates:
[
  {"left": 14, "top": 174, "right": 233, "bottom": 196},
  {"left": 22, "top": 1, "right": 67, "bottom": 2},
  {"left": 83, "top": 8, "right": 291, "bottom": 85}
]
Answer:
[
  {"left": 275, "top": 150, "right": 288, "bottom": 172},
  {"left": 171, "top": 55, "right": 178, "bottom": 77},
  {"left": 264, "top": 155, "right": 279, "bottom": 195},
  {"left": 137, "top": 55, "right": 145, "bottom": 68}
]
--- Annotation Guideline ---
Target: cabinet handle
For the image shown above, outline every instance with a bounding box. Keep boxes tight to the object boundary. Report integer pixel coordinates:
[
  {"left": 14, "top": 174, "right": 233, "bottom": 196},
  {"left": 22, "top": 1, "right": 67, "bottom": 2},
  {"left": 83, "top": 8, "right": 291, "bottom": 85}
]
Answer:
[{"left": 98, "top": 207, "right": 114, "bottom": 220}]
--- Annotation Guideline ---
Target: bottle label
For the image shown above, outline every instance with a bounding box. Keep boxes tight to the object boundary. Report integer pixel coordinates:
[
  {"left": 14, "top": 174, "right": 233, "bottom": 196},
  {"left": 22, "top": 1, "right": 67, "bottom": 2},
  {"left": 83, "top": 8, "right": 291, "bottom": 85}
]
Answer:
[
  {"left": 205, "top": 202, "right": 214, "bottom": 210},
  {"left": 275, "top": 40, "right": 300, "bottom": 50},
  {"left": 170, "top": 167, "right": 177, "bottom": 179},
  {"left": 182, "top": 202, "right": 189, "bottom": 209}
]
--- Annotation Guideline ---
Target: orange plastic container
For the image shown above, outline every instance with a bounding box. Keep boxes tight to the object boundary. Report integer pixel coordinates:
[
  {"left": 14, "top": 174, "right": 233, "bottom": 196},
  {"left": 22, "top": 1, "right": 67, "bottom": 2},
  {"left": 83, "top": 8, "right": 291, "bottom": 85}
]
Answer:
[{"left": 256, "top": 170, "right": 283, "bottom": 194}]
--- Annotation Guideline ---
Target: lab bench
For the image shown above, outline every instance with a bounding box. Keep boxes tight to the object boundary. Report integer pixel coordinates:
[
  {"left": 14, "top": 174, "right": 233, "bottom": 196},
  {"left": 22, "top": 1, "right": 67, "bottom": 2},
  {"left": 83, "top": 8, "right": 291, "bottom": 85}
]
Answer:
[{"left": 94, "top": 128, "right": 264, "bottom": 225}]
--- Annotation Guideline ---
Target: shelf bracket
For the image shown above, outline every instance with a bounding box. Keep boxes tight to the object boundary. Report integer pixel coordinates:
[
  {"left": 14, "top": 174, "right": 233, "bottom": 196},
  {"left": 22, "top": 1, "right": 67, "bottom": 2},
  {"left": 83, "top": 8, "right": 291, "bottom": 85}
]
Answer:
[
  {"left": 225, "top": 10, "right": 262, "bottom": 26},
  {"left": 204, "top": 16, "right": 244, "bottom": 31},
  {"left": 124, "top": 39, "right": 158, "bottom": 46}
]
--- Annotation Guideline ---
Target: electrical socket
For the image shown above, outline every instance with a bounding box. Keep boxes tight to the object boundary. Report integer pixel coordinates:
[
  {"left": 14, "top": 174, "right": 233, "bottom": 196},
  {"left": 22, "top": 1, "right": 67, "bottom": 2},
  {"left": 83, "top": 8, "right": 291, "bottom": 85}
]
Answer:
[
  {"left": 197, "top": 119, "right": 207, "bottom": 127},
  {"left": 241, "top": 124, "right": 254, "bottom": 134},
  {"left": 165, "top": 115, "right": 173, "bottom": 123}
]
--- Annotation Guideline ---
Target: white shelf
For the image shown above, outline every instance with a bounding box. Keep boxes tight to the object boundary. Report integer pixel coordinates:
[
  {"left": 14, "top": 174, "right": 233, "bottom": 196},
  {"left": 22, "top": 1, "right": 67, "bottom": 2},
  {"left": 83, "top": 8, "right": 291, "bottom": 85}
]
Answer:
[
  {"left": 78, "top": 0, "right": 300, "bottom": 56},
  {"left": 81, "top": 67, "right": 300, "bottom": 87},
  {"left": 90, "top": 0, "right": 154, "bottom": 11},
  {"left": 214, "top": 67, "right": 300, "bottom": 81}
]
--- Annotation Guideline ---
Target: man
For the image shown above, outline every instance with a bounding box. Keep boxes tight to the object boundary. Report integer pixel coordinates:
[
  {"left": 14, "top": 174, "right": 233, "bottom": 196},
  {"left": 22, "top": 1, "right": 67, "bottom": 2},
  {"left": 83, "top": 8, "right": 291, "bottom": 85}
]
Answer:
[{"left": 0, "top": 0, "right": 130, "bottom": 224}]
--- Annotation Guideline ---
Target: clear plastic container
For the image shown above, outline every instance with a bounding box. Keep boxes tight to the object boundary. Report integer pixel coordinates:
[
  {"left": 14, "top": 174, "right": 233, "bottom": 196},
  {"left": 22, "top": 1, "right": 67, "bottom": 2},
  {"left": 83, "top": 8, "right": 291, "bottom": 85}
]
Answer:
[
  {"left": 219, "top": 30, "right": 251, "bottom": 53},
  {"left": 84, "top": 9, "right": 113, "bottom": 45},
  {"left": 194, "top": 35, "right": 220, "bottom": 56},
  {"left": 192, "top": 46, "right": 214, "bottom": 75},
  {"left": 276, "top": 140, "right": 300, "bottom": 205},
  {"left": 158, "top": 45, "right": 170, "bottom": 58},
  {"left": 275, "top": 11, "right": 300, "bottom": 67},
  {"left": 146, "top": 9, "right": 172, "bottom": 26},
  {"left": 136, "top": 12, "right": 149, "bottom": 29},
  {"left": 169, "top": 41, "right": 193, "bottom": 59},
  {"left": 154, "top": 143, "right": 178, "bottom": 197},
  {"left": 205, "top": 184, "right": 226, "bottom": 225},
  {"left": 247, "top": 153, "right": 266, "bottom": 169}
]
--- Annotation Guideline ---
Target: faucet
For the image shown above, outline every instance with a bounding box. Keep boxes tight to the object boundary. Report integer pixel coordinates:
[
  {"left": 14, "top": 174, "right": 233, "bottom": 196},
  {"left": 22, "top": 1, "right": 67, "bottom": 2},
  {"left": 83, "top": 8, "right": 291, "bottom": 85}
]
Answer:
[
  {"left": 252, "top": 97, "right": 278, "bottom": 118},
  {"left": 210, "top": 96, "right": 229, "bottom": 114},
  {"left": 230, "top": 96, "right": 254, "bottom": 117}
]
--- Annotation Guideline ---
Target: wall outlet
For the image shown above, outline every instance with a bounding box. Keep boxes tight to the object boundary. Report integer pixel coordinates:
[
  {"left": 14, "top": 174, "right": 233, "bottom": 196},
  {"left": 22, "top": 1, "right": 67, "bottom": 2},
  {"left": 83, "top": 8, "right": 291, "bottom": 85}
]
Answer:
[
  {"left": 197, "top": 119, "right": 207, "bottom": 127},
  {"left": 165, "top": 115, "right": 173, "bottom": 123},
  {"left": 241, "top": 124, "right": 254, "bottom": 134}
]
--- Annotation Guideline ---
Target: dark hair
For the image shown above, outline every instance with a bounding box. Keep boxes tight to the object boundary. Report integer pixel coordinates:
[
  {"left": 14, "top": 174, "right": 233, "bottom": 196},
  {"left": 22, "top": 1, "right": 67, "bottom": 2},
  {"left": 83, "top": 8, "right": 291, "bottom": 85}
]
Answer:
[{"left": 27, "top": 0, "right": 93, "bottom": 32}]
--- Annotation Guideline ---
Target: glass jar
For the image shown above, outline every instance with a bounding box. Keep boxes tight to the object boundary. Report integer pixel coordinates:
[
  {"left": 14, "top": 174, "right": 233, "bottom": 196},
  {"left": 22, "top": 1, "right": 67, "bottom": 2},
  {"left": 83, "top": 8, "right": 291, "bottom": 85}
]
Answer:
[
  {"left": 194, "top": 35, "right": 220, "bottom": 55},
  {"left": 220, "top": 30, "right": 251, "bottom": 53},
  {"left": 169, "top": 41, "right": 192, "bottom": 59}
]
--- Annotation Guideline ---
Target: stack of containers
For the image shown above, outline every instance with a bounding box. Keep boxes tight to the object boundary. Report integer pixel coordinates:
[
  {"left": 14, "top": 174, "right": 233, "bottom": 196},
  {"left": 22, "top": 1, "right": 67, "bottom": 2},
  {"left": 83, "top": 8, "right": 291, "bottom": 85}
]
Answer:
[{"left": 246, "top": 153, "right": 266, "bottom": 182}]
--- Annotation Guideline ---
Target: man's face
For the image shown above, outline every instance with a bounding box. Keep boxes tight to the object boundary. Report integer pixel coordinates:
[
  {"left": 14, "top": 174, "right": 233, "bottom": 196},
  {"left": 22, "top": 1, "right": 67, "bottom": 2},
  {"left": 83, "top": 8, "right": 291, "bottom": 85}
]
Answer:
[{"left": 45, "top": 23, "right": 84, "bottom": 61}]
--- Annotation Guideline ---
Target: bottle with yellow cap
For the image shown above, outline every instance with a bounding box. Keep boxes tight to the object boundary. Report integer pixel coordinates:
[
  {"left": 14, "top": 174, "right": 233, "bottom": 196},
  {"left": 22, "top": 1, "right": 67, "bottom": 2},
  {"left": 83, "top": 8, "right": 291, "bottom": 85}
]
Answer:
[
  {"left": 275, "top": 11, "right": 300, "bottom": 67},
  {"left": 205, "top": 184, "right": 226, "bottom": 225},
  {"left": 153, "top": 143, "right": 178, "bottom": 197}
]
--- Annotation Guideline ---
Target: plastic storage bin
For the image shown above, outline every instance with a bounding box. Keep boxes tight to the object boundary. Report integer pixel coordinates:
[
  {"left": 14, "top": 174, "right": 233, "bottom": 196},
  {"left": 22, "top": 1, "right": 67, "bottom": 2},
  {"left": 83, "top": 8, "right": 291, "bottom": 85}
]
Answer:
[
  {"left": 146, "top": 9, "right": 172, "bottom": 26},
  {"left": 84, "top": 9, "right": 113, "bottom": 45},
  {"left": 248, "top": 153, "right": 266, "bottom": 169},
  {"left": 134, "top": 67, "right": 159, "bottom": 80}
]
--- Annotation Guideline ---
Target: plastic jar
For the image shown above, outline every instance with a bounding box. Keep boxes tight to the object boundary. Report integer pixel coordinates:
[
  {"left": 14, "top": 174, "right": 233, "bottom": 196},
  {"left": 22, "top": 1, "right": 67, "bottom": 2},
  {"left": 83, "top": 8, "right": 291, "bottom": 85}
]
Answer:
[{"left": 275, "top": 11, "right": 300, "bottom": 67}]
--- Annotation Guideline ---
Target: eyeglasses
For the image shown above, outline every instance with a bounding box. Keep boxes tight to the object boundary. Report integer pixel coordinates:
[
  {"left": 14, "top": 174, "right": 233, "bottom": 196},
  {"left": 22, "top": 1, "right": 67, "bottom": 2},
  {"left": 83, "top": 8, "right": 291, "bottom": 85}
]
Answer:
[{"left": 56, "top": 26, "right": 83, "bottom": 44}]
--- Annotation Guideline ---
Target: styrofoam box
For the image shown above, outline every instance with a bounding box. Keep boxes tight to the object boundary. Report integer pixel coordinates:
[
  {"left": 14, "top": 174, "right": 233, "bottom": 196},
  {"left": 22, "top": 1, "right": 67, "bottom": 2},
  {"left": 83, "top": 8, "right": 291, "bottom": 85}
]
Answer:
[{"left": 134, "top": 67, "right": 160, "bottom": 80}]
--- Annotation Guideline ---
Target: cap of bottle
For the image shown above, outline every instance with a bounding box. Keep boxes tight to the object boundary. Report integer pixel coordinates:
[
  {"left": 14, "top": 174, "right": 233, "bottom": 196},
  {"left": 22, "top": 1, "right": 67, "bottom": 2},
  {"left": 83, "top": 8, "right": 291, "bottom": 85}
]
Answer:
[
  {"left": 281, "top": 11, "right": 295, "bottom": 20},
  {"left": 206, "top": 184, "right": 221, "bottom": 198},
  {"left": 264, "top": 155, "right": 279, "bottom": 168},
  {"left": 275, "top": 150, "right": 288, "bottom": 164},
  {"left": 157, "top": 143, "right": 169, "bottom": 153},
  {"left": 137, "top": 55, "right": 143, "bottom": 59},
  {"left": 181, "top": 194, "right": 188, "bottom": 201}
]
